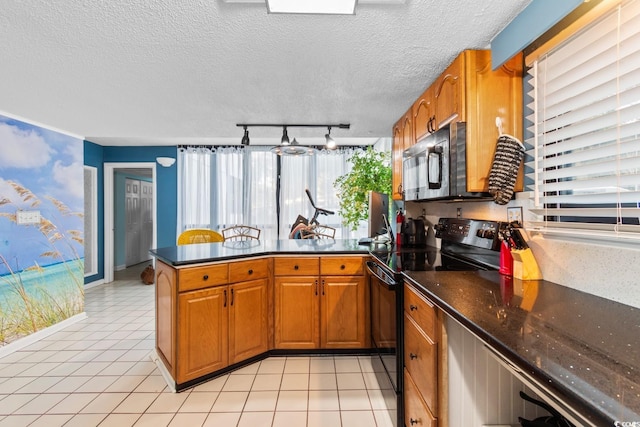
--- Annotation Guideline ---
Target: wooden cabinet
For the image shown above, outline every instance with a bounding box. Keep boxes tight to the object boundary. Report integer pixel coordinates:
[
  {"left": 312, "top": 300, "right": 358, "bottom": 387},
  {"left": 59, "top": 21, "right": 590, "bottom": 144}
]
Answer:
[
  {"left": 392, "top": 110, "right": 414, "bottom": 201},
  {"left": 274, "top": 256, "right": 368, "bottom": 349},
  {"left": 158, "top": 258, "right": 271, "bottom": 385},
  {"left": 177, "top": 286, "right": 228, "bottom": 382},
  {"left": 404, "top": 282, "right": 445, "bottom": 426},
  {"left": 393, "top": 49, "right": 523, "bottom": 198},
  {"left": 229, "top": 278, "right": 269, "bottom": 364}
]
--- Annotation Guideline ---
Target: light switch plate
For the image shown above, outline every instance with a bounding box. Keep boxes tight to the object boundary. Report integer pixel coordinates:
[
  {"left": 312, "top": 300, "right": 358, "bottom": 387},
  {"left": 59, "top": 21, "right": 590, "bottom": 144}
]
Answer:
[
  {"left": 16, "top": 210, "right": 41, "bottom": 225},
  {"left": 507, "top": 207, "right": 522, "bottom": 226}
]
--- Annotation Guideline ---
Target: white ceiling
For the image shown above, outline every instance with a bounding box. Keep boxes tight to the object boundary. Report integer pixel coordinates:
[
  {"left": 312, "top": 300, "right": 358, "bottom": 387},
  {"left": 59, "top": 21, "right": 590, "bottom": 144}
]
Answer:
[{"left": 0, "top": 0, "right": 531, "bottom": 147}]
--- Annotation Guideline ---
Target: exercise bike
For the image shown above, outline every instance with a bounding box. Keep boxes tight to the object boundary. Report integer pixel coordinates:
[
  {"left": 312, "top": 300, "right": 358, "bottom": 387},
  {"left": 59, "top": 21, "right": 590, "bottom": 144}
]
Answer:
[{"left": 289, "top": 189, "right": 337, "bottom": 239}]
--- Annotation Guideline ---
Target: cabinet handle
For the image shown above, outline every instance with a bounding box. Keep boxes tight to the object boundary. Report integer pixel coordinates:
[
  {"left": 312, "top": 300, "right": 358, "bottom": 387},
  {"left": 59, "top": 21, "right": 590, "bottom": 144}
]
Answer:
[
  {"left": 322, "top": 279, "right": 325, "bottom": 296},
  {"left": 410, "top": 353, "right": 418, "bottom": 360},
  {"left": 248, "top": 269, "right": 253, "bottom": 275},
  {"left": 223, "top": 289, "right": 227, "bottom": 307},
  {"left": 410, "top": 304, "right": 418, "bottom": 311},
  {"left": 398, "top": 184, "right": 403, "bottom": 194},
  {"left": 410, "top": 418, "right": 419, "bottom": 425},
  {"left": 230, "top": 288, "right": 234, "bottom": 306},
  {"left": 203, "top": 274, "right": 209, "bottom": 281},
  {"left": 340, "top": 264, "right": 345, "bottom": 270},
  {"left": 294, "top": 265, "right": 299, "bottom": 270},
  {"left": 315, "top": 279, "right": 318, "bottom": 296}
]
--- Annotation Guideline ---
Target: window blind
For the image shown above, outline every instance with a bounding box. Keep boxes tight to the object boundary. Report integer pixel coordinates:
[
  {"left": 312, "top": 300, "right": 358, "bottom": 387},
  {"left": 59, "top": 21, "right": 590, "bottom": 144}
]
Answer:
[{"left": 525, "top": 0, "right": 640, "bottom": 236}]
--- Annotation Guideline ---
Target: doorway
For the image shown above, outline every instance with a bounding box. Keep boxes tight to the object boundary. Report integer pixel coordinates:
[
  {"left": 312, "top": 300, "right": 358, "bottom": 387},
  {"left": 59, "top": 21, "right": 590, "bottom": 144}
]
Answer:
[{"left": 104, "top": 163, "right": 157, "bottom": 284}]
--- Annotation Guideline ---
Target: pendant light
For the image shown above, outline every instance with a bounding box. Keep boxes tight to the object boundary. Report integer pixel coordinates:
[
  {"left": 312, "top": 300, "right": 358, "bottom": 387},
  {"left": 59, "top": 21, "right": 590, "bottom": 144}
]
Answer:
[
  {"left": 281, "top": 126, "right": 290, "bottom": 145},
  {"left": 241, "top": 126, "right": 250, "bottom": 145},
  {"left": 325, "top": 126, "right": 337, "bottom": 149}
]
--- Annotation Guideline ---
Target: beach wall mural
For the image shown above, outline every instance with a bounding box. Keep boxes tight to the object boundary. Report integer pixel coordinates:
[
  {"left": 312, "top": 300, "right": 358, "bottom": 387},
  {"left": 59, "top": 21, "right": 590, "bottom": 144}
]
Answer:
[{"left": 0, "top": 114, "right": 84, "bottom": 347}]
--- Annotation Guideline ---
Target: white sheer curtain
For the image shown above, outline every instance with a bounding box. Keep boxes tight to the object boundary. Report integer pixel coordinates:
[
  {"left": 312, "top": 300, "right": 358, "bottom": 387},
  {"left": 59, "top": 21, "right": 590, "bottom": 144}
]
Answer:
[
  {"left": 280, "top": 148, "right": 367, "bottom": 239},
  {"left": 178, "top": 146, "right": 366, "bottom": 240},
  {"left": 176, "top": 146, "right": 214, "bottom": 234}
]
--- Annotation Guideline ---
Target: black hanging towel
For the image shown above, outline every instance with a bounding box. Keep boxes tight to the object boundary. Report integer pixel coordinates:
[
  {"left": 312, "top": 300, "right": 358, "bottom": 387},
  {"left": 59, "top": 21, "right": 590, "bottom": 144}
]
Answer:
[{"left": 488, "top": 131, "right": 524, "bottom": 205}]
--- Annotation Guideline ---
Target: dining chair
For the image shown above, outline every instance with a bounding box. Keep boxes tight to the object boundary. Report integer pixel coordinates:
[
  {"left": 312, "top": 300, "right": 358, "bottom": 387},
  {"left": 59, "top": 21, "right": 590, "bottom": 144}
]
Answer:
[
  {"left": 221, "top": 225, "right": 261, "bottom": 241},
  {"left": 177, "top": 229, "right": 224, "bottom": 245}
]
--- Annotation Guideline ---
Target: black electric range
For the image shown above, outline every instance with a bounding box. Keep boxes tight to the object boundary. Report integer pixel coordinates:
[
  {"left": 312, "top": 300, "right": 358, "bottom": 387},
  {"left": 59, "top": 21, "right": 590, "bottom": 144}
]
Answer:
[{"left": 367, "top": 217, "right": 507, "bottom": 427}]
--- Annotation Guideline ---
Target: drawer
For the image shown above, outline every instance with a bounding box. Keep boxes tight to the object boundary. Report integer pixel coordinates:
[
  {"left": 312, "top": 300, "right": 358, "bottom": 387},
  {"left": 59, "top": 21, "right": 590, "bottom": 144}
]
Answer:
[
  {"left": 404, "top": 312, "right": 437, "bottom": 415},
  {"left": 229, "top": 258, "right": 269, "bottom": 283},
  {"left": 178, "top": 263, "right": 228, "bottom": 292},
  {"left": 320, "top": 256, "right": 364, "bottom": 276},
  {"left": 404, "top": 368, "right": 437, "bottom": 427},
  {"left": 404, "top": 284, "right": 437, "bottom": 341},
  {"left": 274, "top": 257, "right": 319, "bottom": 276}
]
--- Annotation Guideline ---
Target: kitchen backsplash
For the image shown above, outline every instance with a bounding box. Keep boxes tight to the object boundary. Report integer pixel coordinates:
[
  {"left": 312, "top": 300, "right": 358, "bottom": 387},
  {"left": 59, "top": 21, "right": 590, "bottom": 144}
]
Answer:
[{"left": 403, "top": 193, "right": 640, "bottom": 309}]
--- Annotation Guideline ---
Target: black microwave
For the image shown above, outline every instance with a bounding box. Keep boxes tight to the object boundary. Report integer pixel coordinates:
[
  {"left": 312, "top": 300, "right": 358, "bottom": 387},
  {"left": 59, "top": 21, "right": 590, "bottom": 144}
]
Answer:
[{"left": 402, "top": 122, "right": 489, "bottom": 201}]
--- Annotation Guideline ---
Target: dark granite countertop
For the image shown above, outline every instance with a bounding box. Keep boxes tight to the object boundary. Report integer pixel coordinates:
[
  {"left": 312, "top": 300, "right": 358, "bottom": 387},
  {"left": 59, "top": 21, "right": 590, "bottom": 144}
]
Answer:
[
  {"left": 403, "top": 270, "right": 640, "bottom": 426},
  {"left": 150, "top": 239, "right": 371, "bottom": 266}
]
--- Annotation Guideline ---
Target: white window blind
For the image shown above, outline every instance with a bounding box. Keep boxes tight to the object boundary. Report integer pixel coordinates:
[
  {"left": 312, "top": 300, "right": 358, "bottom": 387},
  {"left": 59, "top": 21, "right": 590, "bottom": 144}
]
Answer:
[{"left": 526, "top": 0, "right": 640, "bottom": 237}]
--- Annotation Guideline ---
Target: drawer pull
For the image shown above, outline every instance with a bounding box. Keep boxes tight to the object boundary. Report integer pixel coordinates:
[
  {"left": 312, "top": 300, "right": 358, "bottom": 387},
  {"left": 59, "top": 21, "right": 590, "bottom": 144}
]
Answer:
[
  {"left": 340, "top": 264, "right": 345, "bottom": 270},
  {"left": 203, "top": 274, "right": 209, "bottom": 281},
  {"left": 410, "top": 304, "right": 418, "bottom": 311},
  {"left": 248, "top": 269, "right": 253, "bottom": 275},
  {"left": 410, "top": 353, "right": 418, "bottom": 360},
  {"left": 294, "top": 265, "right": 299, "bottom": 270},
  {"left": 410, "top": 418, "right": 419, "bottom": 425}
]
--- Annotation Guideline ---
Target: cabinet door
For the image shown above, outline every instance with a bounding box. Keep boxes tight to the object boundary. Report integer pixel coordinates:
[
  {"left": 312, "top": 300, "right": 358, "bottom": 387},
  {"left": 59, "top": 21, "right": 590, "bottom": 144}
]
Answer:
[
  {"left": 434, "top": 52, "right": 464, "bottom": 129},
  {"left": 229, "top": 278, "right": 269, "bottom": 363},
  {"left": 156, "top": 261, "right": 176, "bottom": 377},
  {"left": 177, "top": 287, "right": 228, "bottom": 383},
  {"left": 413, "top": 85, "right": 435, "bottom": 142},
  {"left": 321, "top": 276, "right": 366, "bottom": 348},
  {"left": 465, "top": 50, "right": 524, "bottom": 193},
  {"left": 274, "top": 277, "right": 320, "bottom": 349},
  {"left": 392, "top": 119, "right": 404, "bottom": 200},
  {"left": 404, "top": 369, "right": 437, "bottom": 427}
]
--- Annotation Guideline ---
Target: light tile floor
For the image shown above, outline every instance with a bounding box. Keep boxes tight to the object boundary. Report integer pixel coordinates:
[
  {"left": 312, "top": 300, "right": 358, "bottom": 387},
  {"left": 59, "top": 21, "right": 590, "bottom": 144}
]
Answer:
[{"left": 0, "top": 265, "right": 395, "bottom": 427}]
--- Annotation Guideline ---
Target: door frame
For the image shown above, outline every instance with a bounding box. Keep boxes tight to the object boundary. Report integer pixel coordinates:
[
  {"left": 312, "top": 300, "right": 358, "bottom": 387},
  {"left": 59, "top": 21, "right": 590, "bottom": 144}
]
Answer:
[{"left": 104, "top": 162, "right": 157, "bottom": 283}]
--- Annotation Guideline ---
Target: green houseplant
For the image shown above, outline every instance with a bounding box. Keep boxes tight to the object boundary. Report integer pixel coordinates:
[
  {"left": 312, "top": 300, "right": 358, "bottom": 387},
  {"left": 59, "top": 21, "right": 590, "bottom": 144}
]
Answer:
[{"left": 334, "top": 147, "right": 392, "bottom": 231}]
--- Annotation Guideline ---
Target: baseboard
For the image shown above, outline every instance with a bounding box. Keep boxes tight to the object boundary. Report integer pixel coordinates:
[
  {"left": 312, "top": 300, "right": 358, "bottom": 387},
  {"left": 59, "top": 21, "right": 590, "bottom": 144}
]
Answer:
[
  {"left": 84, "top": 278, "right": 105, "bottom": 290},
  {"left": 0, "top": 312, "right": 88, "bottom": 359},
  {"left": 115, "top": 264, "right": 127, "bottom": 271}
]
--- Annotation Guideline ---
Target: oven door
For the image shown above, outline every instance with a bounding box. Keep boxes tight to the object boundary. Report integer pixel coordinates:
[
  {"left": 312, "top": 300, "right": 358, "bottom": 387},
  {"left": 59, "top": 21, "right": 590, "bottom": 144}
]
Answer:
[{"left": 366, "top": 260, "right": 399, "bottom": 391}]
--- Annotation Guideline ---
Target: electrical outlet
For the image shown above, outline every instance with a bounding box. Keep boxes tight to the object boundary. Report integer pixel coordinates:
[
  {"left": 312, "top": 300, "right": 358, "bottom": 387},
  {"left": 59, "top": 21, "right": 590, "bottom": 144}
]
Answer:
[{"left": 507, "top": 206, "right": 523, "bottom": 226}]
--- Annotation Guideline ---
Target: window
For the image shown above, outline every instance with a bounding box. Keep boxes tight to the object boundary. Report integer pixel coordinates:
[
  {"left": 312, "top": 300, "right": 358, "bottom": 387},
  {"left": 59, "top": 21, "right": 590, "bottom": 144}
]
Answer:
[
  {"left": 177, "top": 146, "right": 367, "bottom": 240},
  {"left": 525, "top": 0, "right": 640, "bottom": 239}
]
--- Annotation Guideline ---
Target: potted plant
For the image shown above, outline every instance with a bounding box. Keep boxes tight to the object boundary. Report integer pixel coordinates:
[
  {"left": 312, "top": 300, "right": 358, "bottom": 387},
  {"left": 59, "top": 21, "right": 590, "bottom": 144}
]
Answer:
[{"left": 334, "top": 147, "right": 392, "bottom": 230}]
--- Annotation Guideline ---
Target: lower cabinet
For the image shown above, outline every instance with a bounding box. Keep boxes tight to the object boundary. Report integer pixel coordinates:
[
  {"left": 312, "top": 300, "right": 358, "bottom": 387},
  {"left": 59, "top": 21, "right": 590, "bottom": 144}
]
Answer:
[
  {"left": 177, "top": 286, "right": 228, "bottom": 382},
  {"left": 229, "top": 278, "right": 269, "bottom": 363},
  {"left": 403, "top": 282, "right": 445, "bottom": 427},
  {"left": 274, "top": 256, "right": 368, "bottom": 349}
]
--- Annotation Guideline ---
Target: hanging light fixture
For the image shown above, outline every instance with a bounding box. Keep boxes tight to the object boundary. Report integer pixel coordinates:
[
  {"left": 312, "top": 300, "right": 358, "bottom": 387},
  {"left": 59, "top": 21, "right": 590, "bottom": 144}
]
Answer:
[
  {"left": 241, "top": 126, "right": 250, "bottom": 145},
  {"left": 325, "top": 126, "right": 337, "bottom": 149},
  {"left": 281, "top": 126, "right": 290, "bottom": 145},
  {"left": 235, "top": 123, "right": 350, "bottom": 155}
]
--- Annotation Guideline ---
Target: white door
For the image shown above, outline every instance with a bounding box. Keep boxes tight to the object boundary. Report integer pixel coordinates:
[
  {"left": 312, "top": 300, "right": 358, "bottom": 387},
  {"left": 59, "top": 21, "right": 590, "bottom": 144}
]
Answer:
[
  {"left": 125, "top": 178, "right": 141, "bottom": 267},
  {"left": 139, "top": 180, "right": 153, "bottom": 263}
]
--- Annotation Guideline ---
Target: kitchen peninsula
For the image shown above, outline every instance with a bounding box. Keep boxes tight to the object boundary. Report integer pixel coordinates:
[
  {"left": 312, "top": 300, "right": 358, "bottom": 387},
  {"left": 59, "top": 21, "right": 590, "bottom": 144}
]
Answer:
[{"left": 150, "top": 239, "right": 374, "bottom": 391}]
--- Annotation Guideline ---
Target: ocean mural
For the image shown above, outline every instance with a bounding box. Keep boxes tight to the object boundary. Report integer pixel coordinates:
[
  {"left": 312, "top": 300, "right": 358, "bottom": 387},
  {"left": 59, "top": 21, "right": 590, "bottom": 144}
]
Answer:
[{"left": 0, "top": 114, "right": 84, "bottom": 347}]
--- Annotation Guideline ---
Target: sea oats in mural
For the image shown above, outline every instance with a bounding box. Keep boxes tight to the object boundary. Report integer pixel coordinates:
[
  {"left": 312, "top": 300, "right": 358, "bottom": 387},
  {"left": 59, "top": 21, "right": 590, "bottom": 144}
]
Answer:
[{"left": 0, "top": 115, "right": 83, "bottom": 347}]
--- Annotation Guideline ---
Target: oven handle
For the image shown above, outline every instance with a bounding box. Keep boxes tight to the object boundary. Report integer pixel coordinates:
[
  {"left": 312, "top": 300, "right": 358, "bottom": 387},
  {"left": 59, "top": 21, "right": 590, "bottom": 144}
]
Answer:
[{"left": 366, "top": 260, "right": 398, "bottom": 287}]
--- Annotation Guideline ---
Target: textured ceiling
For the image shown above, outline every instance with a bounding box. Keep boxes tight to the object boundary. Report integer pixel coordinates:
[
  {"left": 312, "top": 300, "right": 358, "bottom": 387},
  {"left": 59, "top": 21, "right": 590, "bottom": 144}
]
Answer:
[{"left": 0, "top": 0, "right": 531, "bottom": 147}]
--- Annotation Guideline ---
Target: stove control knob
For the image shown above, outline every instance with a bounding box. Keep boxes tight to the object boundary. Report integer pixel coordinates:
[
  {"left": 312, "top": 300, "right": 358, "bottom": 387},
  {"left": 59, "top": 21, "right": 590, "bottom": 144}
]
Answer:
[
  {"left": 485, "top": 230, "right": 495, "bottom": 240},
  {"left": 476, "top": 229, "right": 486, "bottom": 238}
]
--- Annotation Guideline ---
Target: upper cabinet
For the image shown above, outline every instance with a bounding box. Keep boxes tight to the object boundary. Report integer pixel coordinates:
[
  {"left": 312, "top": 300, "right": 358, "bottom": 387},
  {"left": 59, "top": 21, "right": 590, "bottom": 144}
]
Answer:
[
  {"left": 392, "top": 111, "right": 414, "bottom": 200},
  {"left": 392, "top": 49, "right": 523, "bottom": 198}
]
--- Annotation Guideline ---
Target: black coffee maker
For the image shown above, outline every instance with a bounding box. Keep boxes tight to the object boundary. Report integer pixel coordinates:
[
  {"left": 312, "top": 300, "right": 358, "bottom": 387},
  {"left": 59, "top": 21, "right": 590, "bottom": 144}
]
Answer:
[{"left": 403, "top": 218, "right": 427, "bottom": 247}]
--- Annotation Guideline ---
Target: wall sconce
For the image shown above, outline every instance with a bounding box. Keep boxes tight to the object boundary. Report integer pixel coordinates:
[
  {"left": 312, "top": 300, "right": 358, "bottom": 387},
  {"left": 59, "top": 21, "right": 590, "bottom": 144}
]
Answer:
[{"left": 156, "top": 157, "right": 176, "bottom": 167}]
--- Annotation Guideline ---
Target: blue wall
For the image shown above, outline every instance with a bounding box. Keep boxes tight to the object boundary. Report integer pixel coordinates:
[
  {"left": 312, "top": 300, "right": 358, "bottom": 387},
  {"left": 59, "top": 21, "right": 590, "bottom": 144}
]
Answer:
[
  {"left": 84, "top": 144, "right": 177, "bottom": 284},
  {"left": 491, "top": 0, "right": 583, "bottom": 68},
  {"left": 103, "top": 146, "right": 178, "bottom": 250}
]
